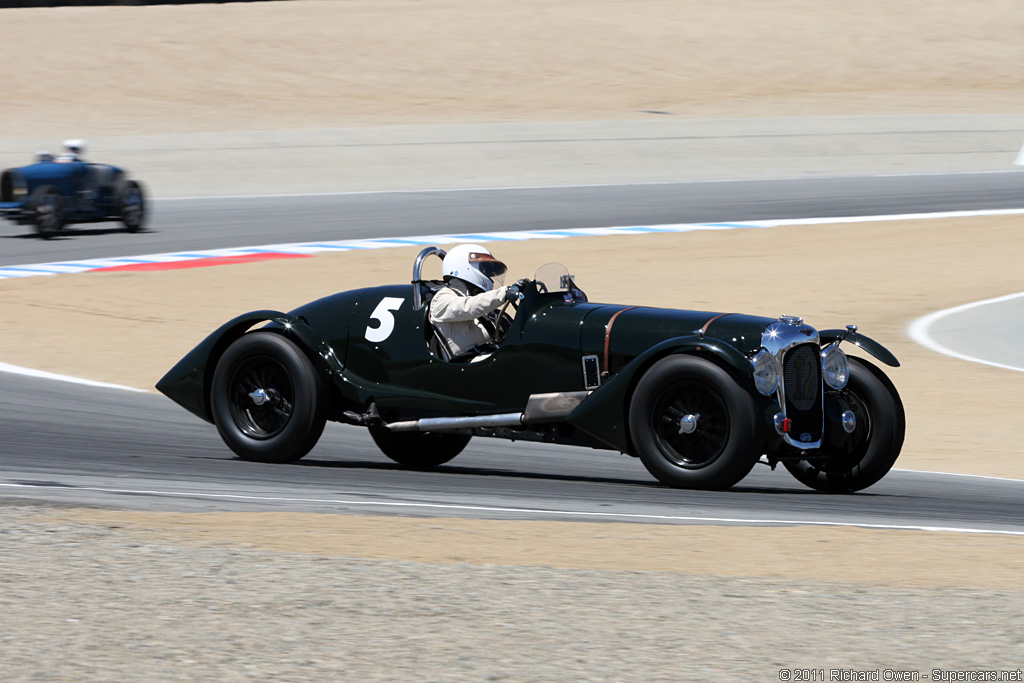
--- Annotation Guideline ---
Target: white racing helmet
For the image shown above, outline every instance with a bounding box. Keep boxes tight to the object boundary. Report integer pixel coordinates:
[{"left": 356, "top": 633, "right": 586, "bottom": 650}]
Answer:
[
  {"left": 442, "top": 244, "right": 507, "bottom": 292},
  {"left": 63, "top": 139, "right": 85, "bottom": 155}
]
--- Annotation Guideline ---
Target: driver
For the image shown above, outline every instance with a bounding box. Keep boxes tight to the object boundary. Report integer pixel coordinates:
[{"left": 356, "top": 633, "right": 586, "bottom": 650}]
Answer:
[
  {"left": 430, "top": 244, "right": 523, "bottom": 359},
  {"left": 57, "top": 139, "right": 85, "bottom": 163}
]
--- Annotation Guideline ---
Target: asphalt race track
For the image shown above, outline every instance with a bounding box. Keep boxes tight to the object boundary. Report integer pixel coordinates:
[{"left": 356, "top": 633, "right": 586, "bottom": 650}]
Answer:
[
  {"left": 2, "top": 174, "right": 1024, "bottom": 532},
  {"left": 3, "top": 372, "right": 1024, "bottom": 533},
  {"left": 2, "top": 171, "right": 1024, "bottom": 266}
]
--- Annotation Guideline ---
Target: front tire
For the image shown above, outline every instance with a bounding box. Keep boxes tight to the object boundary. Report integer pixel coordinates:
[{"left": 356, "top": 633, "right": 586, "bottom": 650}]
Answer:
[
  {"left": 783, "top": 357, "right": 904, "bottom": 493},
  {"left": 28, "top": 185, "right": 64, "bottom": 239},
  {"left": 368, "top": 425, "right": 470, "bottom": 469},
  {"left": 211, "top": 332, "right": 326, "bottom": 463},
  {"left": 629, "top": 355, "right": 761, "bottom": 490}
]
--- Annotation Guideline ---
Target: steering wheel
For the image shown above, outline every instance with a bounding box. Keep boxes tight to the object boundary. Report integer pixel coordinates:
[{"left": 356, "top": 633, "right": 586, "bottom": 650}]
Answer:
[{"left": 492, "top": 298, "right": 516, "bottom": 344}]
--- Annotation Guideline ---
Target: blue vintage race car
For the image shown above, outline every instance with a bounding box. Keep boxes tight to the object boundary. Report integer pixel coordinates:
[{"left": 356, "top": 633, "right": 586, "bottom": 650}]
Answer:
[{"left": 0, "top": 147, "right": 146, "bottom": 239}]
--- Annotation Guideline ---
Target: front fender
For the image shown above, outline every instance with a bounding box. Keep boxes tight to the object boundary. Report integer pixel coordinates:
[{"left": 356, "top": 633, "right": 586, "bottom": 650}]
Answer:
[
  {"left": 155, "top": 310, "right": 344, "bottom": 423},
  {"left": 567, "top": 335, "right": 752, "bottom": 453},
  {"left": 820, "top": 329, "right": 900, "bottom": 368}
]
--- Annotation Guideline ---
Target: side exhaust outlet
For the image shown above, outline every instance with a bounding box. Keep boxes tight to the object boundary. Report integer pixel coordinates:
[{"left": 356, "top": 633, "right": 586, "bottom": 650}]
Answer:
[{"left": 384, "top": 391, "right": 590, "bottom": 433}]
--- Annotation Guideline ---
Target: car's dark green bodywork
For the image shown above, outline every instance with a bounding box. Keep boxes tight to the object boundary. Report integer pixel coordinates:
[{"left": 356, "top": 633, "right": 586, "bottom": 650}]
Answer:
[{"left": 157, "top": 276, "right": 900, "bottom": 459}]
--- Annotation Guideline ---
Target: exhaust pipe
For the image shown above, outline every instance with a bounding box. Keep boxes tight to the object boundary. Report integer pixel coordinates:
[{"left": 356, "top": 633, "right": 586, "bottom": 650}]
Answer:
[
  {"left": 386, "top": 413, "right": 522, "bottom": 433},
  {"left": 383, "top": 391, "right": 589, "bottom": 433}
]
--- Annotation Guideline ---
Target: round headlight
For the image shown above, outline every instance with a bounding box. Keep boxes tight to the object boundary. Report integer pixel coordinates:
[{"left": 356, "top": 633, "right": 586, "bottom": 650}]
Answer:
[
  {"left": 752, "top": 349, "right": 779, "bottom": 395},
  {"left": 821, "top": 345, "right": 849, "bottom": 389}
]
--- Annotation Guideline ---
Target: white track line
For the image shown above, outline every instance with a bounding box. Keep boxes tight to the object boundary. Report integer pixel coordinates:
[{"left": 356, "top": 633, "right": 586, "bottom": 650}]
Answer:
[
  {"left": 907, "top": 291, "right": 1024, "bottom": 373},
  {"left": 1, "top": 482, "right": 1022, "bottom": 536},
  {"left": 746, "top": 207, "right": 1024, "bottom": 227},
  {"left": 894, "top": 468, "right": 1024, "bottom": 484},
  {"left": 0, "top": 362, "right": 148, "bottom": 392}
]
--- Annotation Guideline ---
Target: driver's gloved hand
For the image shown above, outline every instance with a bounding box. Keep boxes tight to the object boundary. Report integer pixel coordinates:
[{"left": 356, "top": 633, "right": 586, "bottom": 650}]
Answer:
[
  {"left": 506, "top": 278, "right": 531, "bottom": 301},
  {"left": 505, "top": 278, "right": 531, "bottom": 302}
]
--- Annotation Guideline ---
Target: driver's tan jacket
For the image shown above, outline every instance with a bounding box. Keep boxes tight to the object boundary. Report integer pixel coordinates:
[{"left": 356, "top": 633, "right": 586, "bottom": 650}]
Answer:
[{"left": 429, "top": 282, "right": 506, "bottom": 356}]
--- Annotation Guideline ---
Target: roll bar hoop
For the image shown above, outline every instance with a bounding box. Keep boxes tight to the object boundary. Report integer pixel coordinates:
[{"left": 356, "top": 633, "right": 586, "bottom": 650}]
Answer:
[{"left": 412, "top": 246, "right": 447, "bottom": 310}]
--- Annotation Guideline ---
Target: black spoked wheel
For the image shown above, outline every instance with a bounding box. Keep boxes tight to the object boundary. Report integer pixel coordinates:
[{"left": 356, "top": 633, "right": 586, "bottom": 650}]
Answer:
[
  {"left": 115, "top": 179, "right": 146, "bottom": 232},
  {"left": 784, "top": 357, "right": 904, "bottom": 493},
  {"left": 368, "top": 425, "right": 470, "bottom": 469},
  {"left": 629, "top": 355, "right": 760, "bottom": 490},
  {"left": 228, "top": 356, "right": 295, "bottom": 439},
  {"left": 211, "top": 332, "right": 326, "bottom": 463},
  {"left": 29, "top": 185, "right": 64, "bottom": 239}
]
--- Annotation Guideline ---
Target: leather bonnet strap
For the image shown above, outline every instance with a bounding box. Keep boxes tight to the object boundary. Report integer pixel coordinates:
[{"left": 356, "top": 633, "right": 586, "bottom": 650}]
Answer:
[{"left": 603, "top": 306, "right": 639, "bottom": 376}]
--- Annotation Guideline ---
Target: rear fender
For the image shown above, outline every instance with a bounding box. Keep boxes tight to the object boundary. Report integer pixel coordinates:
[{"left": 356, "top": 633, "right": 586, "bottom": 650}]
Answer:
[
  {"left": 155, "top": 310, "right": 345, "bottom": 423},
  {"left": 567, "top": 335, "right": 752, "bottom": 453}
]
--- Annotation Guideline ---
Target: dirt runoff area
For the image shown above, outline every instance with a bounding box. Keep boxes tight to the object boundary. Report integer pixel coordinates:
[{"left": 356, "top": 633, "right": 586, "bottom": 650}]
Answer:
[{"left": 1, "top": 0, "right": 1022, "bottom": 137}]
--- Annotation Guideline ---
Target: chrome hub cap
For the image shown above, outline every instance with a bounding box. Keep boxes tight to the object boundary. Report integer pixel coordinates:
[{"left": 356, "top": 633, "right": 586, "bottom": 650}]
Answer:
[
  {"left": 677, "top": 414, "right": 699, "bottom": 435},
  {"left": 248, "top": 388, "right": 270, "bottom": 406}
]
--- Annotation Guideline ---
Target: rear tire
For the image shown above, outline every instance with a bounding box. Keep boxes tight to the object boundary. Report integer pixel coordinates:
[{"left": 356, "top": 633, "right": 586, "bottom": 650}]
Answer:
[
  {"left": 115, "top": 179, "right": 146, "bottom": 232},
  {"left": 28, "top": 185, "right": 64, "bottom": 239},
  {"left": 368, "top": 425, "right": 470, "bottom": 469},
  {"left": 211, "top": 332, "right": 326, "bottom": 464},
  {"left": 629, "top": 355, "right": 761, "bottom": 490},
  {"left": 783, "top": 357, "right": 904, "bottom": 493}
]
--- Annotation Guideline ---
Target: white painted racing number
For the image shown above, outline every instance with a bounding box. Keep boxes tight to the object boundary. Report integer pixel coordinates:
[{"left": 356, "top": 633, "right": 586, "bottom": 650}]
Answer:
[{"left": 365, "top": 297, "right": 405, "bottom": 343}]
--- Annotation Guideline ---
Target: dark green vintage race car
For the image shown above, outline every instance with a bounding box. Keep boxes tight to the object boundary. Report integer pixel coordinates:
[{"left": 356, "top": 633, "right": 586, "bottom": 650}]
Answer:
[{"left": 157, "top": 246, "right": 905, "bottom": 492}]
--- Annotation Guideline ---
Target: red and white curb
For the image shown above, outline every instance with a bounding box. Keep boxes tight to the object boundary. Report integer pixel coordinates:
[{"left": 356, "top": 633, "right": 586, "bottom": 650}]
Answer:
[
  {"left": 4, "top": 207, "right": 1024, "bottom": 281},
  {"left": 0, "top": 224, "right": 735, "bottom": 279}
]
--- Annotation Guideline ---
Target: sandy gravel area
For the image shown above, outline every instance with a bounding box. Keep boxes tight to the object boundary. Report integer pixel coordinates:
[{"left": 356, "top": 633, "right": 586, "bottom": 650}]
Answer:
[
  {"left": 55, "top": 507, "right": 1024, "bottom": 589},
  {"left": 5, "top": 507, "right": 1022, "bottom": 683}
]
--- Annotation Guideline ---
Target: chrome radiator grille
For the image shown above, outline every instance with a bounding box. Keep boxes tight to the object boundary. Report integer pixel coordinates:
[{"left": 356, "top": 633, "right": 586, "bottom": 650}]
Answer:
[
  {"left": 784, "top": 345, "right": 819, "bottom": 410},
  {"left": 782, "top": 343, "right": 823, "bottom": 444}
]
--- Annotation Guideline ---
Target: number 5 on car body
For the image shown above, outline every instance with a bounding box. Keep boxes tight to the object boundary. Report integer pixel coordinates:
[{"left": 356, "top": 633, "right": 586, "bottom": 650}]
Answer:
[{"left": 365, "top": 297, "right": 405, "bottom": 342}]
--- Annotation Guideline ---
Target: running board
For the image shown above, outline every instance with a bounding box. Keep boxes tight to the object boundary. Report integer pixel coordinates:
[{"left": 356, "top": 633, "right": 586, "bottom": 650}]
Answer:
[{"left": 383, "top": 391, "right": 590, "bottom": 433}]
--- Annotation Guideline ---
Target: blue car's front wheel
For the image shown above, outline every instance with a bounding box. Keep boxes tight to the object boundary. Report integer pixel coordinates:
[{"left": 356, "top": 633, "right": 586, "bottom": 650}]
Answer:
[{"left": 28, "top": 185, "right": 64, "bottom": 239}]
